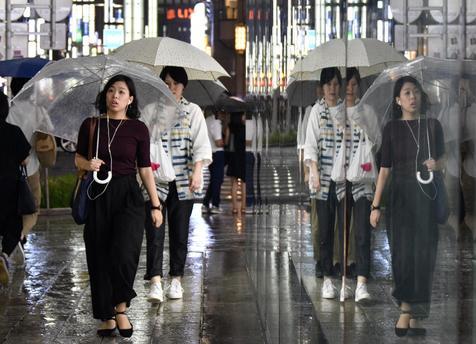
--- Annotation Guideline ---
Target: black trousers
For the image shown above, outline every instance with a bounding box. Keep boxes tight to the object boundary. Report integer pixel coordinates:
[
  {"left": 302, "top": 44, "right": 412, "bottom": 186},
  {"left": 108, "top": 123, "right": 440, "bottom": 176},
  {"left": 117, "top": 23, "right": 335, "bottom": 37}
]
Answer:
[
  {"left": 0, "top": 177, "right": 22, "bottom": 256},
  {"left": 316, "top": 182, "right": 353, "bottom": 277},
  {"left": 144, "top": 182, "right": 194, "bottom": 279},
  {"left": 84, "top": 174, "right": 145, "bottom": 320},
  {"left": 353, "top": 197, "right": 371, "bottom": 278}
]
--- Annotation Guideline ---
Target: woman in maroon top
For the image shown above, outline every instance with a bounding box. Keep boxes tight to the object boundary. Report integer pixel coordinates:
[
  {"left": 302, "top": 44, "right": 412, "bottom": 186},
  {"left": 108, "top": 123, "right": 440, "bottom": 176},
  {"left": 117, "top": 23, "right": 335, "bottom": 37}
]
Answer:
[
  {"left": 370, "top": 76, "right": 445, "bottom": 337},
  {"left": 75, "top": 74, "right": 162, "bottom": 338}
]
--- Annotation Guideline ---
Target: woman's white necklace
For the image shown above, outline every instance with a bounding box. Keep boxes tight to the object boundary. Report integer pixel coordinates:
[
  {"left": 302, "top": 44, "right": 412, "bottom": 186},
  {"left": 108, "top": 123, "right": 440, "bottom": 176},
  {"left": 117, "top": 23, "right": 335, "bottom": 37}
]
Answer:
[
  {"left": 107, "top": 116, "right": 124, "bottom": 149},
  {"left": 404, "top": 118, "right": 420, "bottom": 148}
]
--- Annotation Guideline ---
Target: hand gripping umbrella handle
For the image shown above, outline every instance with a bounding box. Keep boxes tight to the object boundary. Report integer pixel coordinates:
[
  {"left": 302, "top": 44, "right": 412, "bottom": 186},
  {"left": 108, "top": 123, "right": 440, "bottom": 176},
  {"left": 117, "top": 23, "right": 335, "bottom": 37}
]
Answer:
[
  {"left": 93, "top": 171, "right": 112, "bottom": 184},
  {"left": 416, "top": 171, "right": 433, "bottom": 184}
]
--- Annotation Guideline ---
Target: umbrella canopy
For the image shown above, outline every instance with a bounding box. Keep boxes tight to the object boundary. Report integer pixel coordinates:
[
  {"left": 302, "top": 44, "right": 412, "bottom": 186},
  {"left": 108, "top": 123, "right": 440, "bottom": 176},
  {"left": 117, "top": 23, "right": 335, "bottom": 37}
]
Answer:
[
  {"left": 112, "top": 37, "right": 230, "bottom": 80},
  {"left": 290, "top": 38, "right": 406, "bottom": 80},
  {"left": 183, "top": 79, "right": 227, "bottom": 107},
  {"left": 355, "top": 57, "right": 467, "bottom": 149},
  {"left": 216, "top": 95, "right": 249, "bottom": 113},
  {"left": 7, "top": 55, "right": 178, "bottom": 143},
  {"left": 285, "top": 78, "right": 319, "bottom": 107},
  {"left": 0, "top": 57, "right": 50, "bottom": 78}
]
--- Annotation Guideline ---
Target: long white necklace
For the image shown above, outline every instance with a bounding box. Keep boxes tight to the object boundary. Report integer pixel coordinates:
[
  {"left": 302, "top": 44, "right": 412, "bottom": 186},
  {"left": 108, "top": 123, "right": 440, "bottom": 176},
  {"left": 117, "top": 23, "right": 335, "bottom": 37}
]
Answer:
[
  {"left": 87, "top": 115, "right": 125, "bottom": 200},
  {"left": 404, "top": 116, "right": 436, "bottom": 199}
]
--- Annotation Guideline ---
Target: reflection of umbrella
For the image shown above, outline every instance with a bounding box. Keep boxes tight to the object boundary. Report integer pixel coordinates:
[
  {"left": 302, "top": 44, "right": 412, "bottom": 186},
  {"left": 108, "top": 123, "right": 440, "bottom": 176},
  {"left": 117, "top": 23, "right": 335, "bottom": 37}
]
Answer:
[
  {"left": 112, "top": 37, "right": 230, "bottom": 80},
  {"left": 285, "top": 78, "right": 319, "bottom": 107},
  {"left": 0, "top": 57, "right": 49, "bottom": 77},
  {"left": 290, "top": 38, "right": 406, "bottom": 80},
  {"left": 8, "top": 55, "right": 178, "bottom": 143},
  {"left": 356, "top": 57, "right": 463, "bottom": 152},
  {"left": 183, "top": 79, "right": 227, "bottom": 106},
  {"left": 216, "top": 95, "right": 249, "bottom": 113}
]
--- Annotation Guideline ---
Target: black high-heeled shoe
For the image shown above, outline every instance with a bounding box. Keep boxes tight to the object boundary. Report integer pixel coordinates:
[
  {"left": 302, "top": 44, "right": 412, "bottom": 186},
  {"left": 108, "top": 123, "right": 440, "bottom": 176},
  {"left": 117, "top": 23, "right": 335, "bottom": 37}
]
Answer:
[
  {"left": 116, "top": 311, "right": 133, "bottom": 338},
  {"left": 96, "top": 318, "right": 116, "bottom": 337},
  {"left": 394, "top": 311, "right": 410, "bottom": 337},
  {"left": 408, "top": 317, "right": 426, "bottom": 336}
]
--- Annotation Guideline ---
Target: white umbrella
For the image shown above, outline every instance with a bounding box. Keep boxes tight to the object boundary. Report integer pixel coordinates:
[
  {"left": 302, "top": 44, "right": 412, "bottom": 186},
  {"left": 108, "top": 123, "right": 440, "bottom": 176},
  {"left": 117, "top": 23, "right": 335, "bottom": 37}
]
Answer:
[
  {"left": 290, "top": 38, "right": 406, "bottom": 80},
  {"left": 183, "top": 79, "right": 227, "bottom": 107},
  {"left": 112, "top": 37, "right": 230, "bottom": 80}
]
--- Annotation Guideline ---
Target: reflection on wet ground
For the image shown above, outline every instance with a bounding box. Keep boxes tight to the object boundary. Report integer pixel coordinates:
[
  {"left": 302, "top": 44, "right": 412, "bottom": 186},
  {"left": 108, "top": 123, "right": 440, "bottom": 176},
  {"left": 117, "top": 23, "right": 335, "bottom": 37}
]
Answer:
[
  {"left": 257, "top": 203, "right": 474, "bottom": 344},
  {"left": 0, "top": 198, "right": 473, "bottom": 343}
]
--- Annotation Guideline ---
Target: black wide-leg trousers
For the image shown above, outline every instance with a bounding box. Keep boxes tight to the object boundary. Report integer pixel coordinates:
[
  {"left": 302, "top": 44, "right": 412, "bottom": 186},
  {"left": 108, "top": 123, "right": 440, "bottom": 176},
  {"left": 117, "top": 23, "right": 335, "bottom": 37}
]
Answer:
[{"left": 84, "top": 174, "right": 145, "bottom": 320}]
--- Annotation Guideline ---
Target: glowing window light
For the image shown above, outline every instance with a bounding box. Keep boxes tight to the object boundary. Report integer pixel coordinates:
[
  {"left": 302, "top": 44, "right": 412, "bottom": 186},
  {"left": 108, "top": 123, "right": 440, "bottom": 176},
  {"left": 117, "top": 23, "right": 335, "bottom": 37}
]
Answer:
[{"left": 235, "top": 23, "right": 246, "bottom": 53}]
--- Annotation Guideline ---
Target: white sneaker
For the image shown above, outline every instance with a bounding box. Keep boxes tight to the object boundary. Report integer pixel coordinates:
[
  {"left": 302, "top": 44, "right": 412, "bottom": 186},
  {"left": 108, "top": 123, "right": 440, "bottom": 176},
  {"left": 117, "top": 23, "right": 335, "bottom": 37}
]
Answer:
[
  {"left": 210, "top": 206, "right": 223, "bottom": 214},
  {"left": 147, "top": 282, "right": 164, "bottom": 303},
  {"left": 244, "top": 207, "right": 254, "bottom": 214},
  {"left": 355, "top": 282, "right": 371, "bottom": 302},
  {"left": 340, "top": 280, "right": 354, "bottom": 300},
  {"left": 11, "top": 242, "right": 25, "bottom": 267},
  {"left": 166, "top": 279, "right": 184, "bottom": 299},
  {"left": 0, "top": 254, "right": 10, "bottom": 287},
  {"left": 321, "top": 278, "right": 337, "bottom": 299}
]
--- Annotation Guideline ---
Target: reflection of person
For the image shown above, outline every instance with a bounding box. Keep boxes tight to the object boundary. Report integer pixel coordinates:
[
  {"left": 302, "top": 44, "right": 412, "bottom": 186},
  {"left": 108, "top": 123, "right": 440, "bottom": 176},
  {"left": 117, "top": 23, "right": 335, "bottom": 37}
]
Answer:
[
  {"left": 344, "top": 68, "right": 374, "bottom": 302},
  {"left": 202, "top": 109, "right": 225, "bottom": 213},
  {"left": 245, "top": 113, "right": 256, "bottom": 213},
  {"left": 226, "top": 113, "right": 246, "bottom": 214},
  {"left": 144, "top": 66, "right": 211, "bottom": 303},
  {"left": 370, "top": 76, "right": 444, "bottom": 337},
  {"left": 0, "top": 92, "right": 31, "bottom": 286},
  {"left": 304, "top": 67, "right": 351, "bottom": 300},
  {"left": 75, "top": 74, "right": 163, "bottom": 338}
]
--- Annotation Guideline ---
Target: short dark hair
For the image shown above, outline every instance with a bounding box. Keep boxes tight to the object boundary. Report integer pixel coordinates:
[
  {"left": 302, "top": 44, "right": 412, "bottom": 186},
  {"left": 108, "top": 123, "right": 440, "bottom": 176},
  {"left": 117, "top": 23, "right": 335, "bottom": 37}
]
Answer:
[
  {"left": 346, "top": 67, "right": 361, "bottom": 86},
  {"left": 0, "top": 92, "right": 9, "bottom": 121},
  {"left": 392, "top": 76, "right": 429, "bottom": 119},
  {"left": 11, "top": 77, "right": 30, "bottom": 97},
  {"left": 320, "top": 67, "right": 342, "bottom": 87},
  {"left": 95, "top": 74, "right": 140, "bottom": 119},
  {"left": 160, "top": 66, "right": 188, "bottom": 88}
]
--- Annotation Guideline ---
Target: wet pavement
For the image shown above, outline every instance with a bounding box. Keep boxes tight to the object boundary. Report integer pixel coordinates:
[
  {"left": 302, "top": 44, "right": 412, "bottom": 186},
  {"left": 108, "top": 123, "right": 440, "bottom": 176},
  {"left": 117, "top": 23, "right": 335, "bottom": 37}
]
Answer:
[
  {"left": 1, "top": 202, "right": 473, "bottom": 343},
  {"left": 1, "top": 145, "right": 474, "bottom": 343}
]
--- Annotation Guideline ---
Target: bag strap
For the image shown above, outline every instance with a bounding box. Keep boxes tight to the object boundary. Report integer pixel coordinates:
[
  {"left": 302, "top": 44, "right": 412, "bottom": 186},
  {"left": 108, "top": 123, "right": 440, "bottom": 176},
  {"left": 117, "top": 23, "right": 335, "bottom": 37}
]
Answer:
[{"left": 87, "top": 117, "right": 97, "bottom": 160}]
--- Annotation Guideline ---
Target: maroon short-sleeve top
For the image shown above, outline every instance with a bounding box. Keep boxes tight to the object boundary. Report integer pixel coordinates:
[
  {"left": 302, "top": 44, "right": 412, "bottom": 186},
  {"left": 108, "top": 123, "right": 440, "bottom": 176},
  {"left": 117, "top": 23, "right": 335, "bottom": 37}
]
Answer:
[{"left": 76, "top": 117, "right": 151, "bottom": 177}]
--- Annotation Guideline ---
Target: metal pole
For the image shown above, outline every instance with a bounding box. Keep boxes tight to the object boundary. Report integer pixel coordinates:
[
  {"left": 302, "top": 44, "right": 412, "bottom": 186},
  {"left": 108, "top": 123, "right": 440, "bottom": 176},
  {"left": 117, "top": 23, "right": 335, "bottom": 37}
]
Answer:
[
  {"left": 50, "top": 0, "right": 56, "bottom": 51},
  {"left": 45, "top": 167, "right": 50, "bottom": 209},
  {"left": 459, "top": 0, "right": 467, "bottom": 59},
  {"left": 5, "top": 0, "right": 12, "bottom": 59},
  {"left": 443, "top": 0, "right": 448, "bottom": 58},
  {"left": 404, "top": 0, "right": 408, "bottom": 52}
]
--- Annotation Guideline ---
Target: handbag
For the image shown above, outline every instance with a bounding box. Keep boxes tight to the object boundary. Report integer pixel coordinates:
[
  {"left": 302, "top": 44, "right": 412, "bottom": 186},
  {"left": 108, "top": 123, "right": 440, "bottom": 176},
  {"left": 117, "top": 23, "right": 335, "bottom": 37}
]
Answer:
[
  {"left": 17, "top": 165, "right": 36, "bottom": 215},
  {"left": 433, "top": 171, "right": 449, "bottom": 225},
  {"left": 35, "top": 132, "right": 57, "bottom": 168},
  {"left": 347, "top": 132, "right": 377, "bottom": 183},
  {"left": 150, "top": 141, "right": 175, "bottom": 183},
  {"left": 71, "top": 118, "right": 97, "bottom": 225}
]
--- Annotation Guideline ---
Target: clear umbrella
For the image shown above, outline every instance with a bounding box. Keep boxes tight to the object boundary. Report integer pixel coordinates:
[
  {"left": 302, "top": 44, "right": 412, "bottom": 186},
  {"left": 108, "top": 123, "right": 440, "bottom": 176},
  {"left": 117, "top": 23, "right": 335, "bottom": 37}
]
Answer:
[
  {"left": 7, "top": 55, "right": 179, "bottom": 144},
  {"left": 355, "top": 57, "right": 466, "bottom": 149}
]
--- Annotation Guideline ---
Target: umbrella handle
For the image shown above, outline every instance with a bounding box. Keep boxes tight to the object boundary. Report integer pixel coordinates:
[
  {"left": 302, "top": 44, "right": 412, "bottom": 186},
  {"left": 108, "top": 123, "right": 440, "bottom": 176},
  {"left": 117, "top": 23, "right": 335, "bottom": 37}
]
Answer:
[
  {"left": 93, "top": 171, "right": 112, "bottom": 184},
  {"left": 416, "top": 171, "right": 433, "bottom": 184}
]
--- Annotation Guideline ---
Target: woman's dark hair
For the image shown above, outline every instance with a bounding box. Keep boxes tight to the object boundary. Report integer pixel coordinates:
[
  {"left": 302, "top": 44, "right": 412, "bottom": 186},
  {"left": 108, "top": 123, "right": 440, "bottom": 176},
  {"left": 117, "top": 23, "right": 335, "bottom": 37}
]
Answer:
[
  {"left": 95, "top": 74, "right": 140, "bottom": 119},
  {"left": 160, "top": 66, "right": 188, "bottom": 88},
  {"left": 392, "top": 75, "right": 429, "bottom": 119},
  {"left": 0, "top": 92, "right": 9, "bottom": 121},
  {"left": 320, "top": 67, "right": 342, "bottom": 87},
  {"left": 346, "top": 67, "right": 361, "bottom": 86}
]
